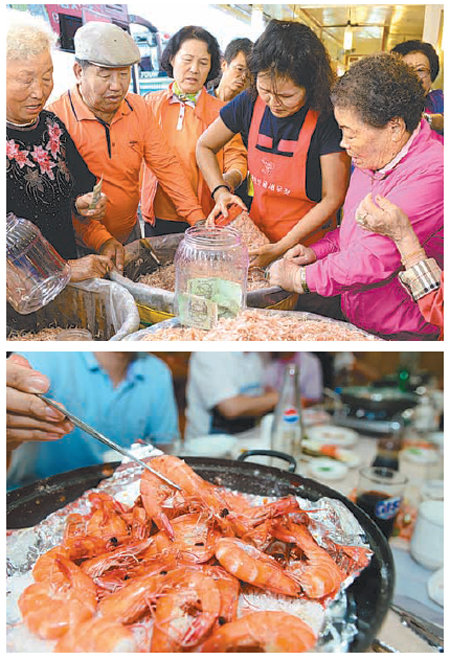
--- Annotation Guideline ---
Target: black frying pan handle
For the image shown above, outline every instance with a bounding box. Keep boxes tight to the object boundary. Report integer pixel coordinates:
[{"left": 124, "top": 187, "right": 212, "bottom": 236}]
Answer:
[{"left": 237, "top": 449, "right": 297, "bottom": 473}]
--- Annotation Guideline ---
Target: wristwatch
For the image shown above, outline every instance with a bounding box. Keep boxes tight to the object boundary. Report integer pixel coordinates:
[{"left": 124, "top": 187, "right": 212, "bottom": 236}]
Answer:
[
  {"left": 299, "top": 267, "right": 310, "bottom": 294},
  {"left": 398, "top": 258, "right": 441, "bottom": 301},
  {"left": 423, "top": 112, "right": 433, "bottom": 126}
]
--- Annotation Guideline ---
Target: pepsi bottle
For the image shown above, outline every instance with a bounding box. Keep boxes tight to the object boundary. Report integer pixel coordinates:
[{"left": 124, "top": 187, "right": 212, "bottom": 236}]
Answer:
[{"left": 270, "top": 363, "right": 303, "bottom": 458}]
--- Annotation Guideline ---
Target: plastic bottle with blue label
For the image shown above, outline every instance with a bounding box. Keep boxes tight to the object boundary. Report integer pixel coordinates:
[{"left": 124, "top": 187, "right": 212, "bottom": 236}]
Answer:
[{"left": 270, "top": 363, "right": 303, "bottom": 459}]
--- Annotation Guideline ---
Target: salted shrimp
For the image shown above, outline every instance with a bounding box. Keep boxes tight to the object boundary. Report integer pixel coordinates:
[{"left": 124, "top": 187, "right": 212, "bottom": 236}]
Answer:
[
  {"left": 214, "top": 537, "right": 300, "bottom": 597},
  {"left": 54, "top": 617, "right": 136, "bottom": 652},
  {"left": 150, "top": 568, "right": 221, "bottom": 652},
  {"left": 18, "top": 556, "right": 97, "bottom": 639},
  {"left": 201, "top": 610, "right": 317, "bottom": 652},
  {"left": 271, "top": 519, "right": 345, "bottom": 599}
]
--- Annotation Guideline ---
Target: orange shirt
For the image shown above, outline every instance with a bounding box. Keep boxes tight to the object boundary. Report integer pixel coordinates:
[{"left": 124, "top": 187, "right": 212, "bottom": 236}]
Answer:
[
  {"left": 49, "top": 87, "right": 204, "bottom": 251},
  {"left": 141, "top": 85, "right": 247, "bottom": 223}
]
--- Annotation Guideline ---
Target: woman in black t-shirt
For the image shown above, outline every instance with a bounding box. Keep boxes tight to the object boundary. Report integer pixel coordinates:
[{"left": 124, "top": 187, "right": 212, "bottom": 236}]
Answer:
[{"left": 197, "top": 19, "right": 350, "bottom": 268}]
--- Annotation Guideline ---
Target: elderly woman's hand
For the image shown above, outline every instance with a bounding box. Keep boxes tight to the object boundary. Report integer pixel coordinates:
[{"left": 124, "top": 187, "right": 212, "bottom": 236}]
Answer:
[
  {"left": 355, "top": 193, "right": 413, "bottom": 242},
  {"left": 99, "top": 237, "right": 125, "bottom": 273},
  {"left": 206, "top": 189, "right": 248, "bottom": 227},
  {"left": 7, "top": 354, "right": 73, "bottom": 455},
  {"left": 75, "top": 192, "right": 107, "bottom": 221},
  {"left": 249, "top": 242, "right": 285, "bottom": 268},
  {"left": 268, "top": 258, "right": 302, "bottom": 292},
  {"left": 68, "top": 254, "right": 114, "bottom": 282},
  {"left": 284, "top": 243, "right": 317, "bottom": 266}
]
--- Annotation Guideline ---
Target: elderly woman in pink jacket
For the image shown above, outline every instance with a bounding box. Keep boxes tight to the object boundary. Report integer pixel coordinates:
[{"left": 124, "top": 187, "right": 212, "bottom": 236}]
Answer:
[{"left": 270, "top": 53, "right": 443, "bottom": 340}]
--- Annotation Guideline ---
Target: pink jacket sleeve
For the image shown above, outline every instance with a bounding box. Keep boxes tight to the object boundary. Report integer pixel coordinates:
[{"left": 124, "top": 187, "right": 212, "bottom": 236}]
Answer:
[
  {"left": 306, "top": 231, "right": 401, "bottom": 297},
  {"left": 309, "top": 227, "right": 341, "bottom": 260}
]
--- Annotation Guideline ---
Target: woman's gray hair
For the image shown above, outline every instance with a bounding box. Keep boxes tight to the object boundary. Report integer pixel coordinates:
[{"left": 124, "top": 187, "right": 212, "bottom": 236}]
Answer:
[
  {"left": 7, "top": 9, "right": 57, "bottom": 61},
  {"left": 331, "top": 52, "right": 425, "bottom": 133}
]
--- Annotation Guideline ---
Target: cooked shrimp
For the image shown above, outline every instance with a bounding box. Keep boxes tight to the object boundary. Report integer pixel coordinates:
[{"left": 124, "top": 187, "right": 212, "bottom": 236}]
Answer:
[
  {"left": 228, "top": 495, "right": 300, "bottom": 537},
  {"left": 54, "top": 617, "right": 136, "bottom": 652},
  {"left": 63, "top": 535, "right": 112, "bottom": 561},
  {"left": 86, "top": 506, "right": 129, "bottom": 544},
  {"left": 31, "top": 546, "right": 69, "bottom": 583},
  {"left": 145, "top": 512, "right": 221, "bottom": 563},
  {"left": 150, "top": 569, "right": 221, "bottom": 652},
  {"left": 201, "top": 610, "right": 317, "bottom": 652},
  {"left": 97, "top": 571, "right": 165, "bottom": 624},
  {"left": 202, "top": 565, "right": 240, "bottom": 625},
  {"left": 215, "top": 537, "right": 300, "bottom": 597},
  {"left": 271, "top": 519, "right": 345, "bottom": 599},
  {"left": 148, "top": 455, "right": 228, "bottom": 514},
  {"left": 80, "top": 537, "right": 153, "bottom": 579},
  {"left": 140, "top": 468, "right": 179, "bottom": 540},
  {"left": 18, "top": 557, "right": 97, "bottom": 639}
]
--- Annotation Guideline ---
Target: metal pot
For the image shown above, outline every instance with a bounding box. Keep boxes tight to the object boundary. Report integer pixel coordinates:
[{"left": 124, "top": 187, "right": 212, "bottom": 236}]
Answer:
[{"left": 7, "top": 457, "right": 394, "bottom": 652}]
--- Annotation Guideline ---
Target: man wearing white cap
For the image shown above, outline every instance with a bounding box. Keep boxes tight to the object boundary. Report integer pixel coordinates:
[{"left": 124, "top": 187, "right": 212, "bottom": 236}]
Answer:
[{"left": 49, "top": 22, "right": 205, "bottom": 269}]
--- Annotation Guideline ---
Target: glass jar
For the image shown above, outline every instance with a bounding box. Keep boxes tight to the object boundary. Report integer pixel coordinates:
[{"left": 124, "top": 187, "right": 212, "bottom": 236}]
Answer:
[
  {"left": 6, "top": 214, "right": 71, "bottom": 314},
  {"left": 174, "top": 225, "right": 248, "bottom": 329}
]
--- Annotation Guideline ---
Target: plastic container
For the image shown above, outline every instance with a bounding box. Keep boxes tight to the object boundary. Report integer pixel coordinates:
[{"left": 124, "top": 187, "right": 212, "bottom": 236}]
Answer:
[
  {"left": 6, "top": 213, "right": 71, "bottom": 314},
  {"left": 113, "top": 235, "right": 298, "bottom": 326},
  {"left": 174, "top": 225, "right": 248, "bottom": 329}
]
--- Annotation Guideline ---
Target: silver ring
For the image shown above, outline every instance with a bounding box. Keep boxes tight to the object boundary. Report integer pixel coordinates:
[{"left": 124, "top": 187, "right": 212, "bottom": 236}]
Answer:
[{"left": 356, "top": 211, "right": 368, "bottom": 223}]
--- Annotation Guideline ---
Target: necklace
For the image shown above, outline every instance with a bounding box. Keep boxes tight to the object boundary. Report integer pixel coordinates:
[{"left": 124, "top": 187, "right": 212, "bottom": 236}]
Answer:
[{"left": 7, "top": 117, "right": 39, "bottom": 129}]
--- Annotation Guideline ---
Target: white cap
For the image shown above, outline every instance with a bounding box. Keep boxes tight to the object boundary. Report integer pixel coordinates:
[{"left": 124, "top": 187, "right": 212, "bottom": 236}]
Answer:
[{"left": 74, "top": 21, "right": 140, "bottom": 68}]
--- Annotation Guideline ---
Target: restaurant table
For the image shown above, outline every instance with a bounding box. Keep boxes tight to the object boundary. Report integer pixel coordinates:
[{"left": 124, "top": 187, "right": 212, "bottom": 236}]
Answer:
[{"left": 231, "top": 425, "right": 443, "bottom": 652}]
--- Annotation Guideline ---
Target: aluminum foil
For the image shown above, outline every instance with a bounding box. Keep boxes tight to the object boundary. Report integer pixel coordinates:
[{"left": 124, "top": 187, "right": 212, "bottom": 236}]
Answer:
[{"left": 7, "top": 447, "right": 373, "bottom": 652}]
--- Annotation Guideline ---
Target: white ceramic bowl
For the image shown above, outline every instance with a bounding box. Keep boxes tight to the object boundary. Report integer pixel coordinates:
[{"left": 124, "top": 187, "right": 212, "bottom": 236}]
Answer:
[{"left": 182, "top": 434, "right": 237, "bottom": 458}]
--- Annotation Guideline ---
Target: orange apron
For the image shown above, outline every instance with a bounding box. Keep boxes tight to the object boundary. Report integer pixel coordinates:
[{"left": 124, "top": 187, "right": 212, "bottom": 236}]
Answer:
[{"left": 248, "top": 97, "right": 335, "bottom": 244}]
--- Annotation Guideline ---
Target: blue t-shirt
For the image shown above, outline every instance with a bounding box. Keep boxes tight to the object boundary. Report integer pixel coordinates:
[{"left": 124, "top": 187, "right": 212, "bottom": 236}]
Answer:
[
  {"left": 220, "top": 90, "right": 344, "bottom": 202},
  {"left": 7, "top": 353, "right": 179, "bottom": 489}
]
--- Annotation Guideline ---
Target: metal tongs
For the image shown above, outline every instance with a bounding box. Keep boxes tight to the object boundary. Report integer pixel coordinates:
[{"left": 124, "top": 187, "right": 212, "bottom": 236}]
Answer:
[{"left": 37, "top": 393, "right": 180, "bottom": 490}]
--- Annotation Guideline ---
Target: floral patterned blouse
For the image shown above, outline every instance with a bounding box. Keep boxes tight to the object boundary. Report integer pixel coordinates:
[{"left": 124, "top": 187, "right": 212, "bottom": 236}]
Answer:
[{"left": 6, "top": 110, "right": 96, "bottom": 259}]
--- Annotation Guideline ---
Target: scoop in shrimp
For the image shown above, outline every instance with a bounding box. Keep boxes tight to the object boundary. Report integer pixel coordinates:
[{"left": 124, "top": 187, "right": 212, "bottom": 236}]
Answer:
[
  {"left": 215, "top": 537, "right": 300, "bottom": 597},
  {"left": 271, "top": 519, "right": 345, "bottom": 599},
  {"left": 201, "top": 610, "right": 317, "bottom": 652}
]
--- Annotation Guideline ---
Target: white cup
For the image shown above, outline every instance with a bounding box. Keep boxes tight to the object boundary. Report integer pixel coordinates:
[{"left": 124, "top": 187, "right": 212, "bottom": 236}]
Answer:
[{"left": 410, "top": 500, "right": 444, "bottom": 570}]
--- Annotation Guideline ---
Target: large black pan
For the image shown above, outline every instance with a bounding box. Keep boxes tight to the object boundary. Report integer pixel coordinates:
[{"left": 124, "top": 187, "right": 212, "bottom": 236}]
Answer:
[
  {"left": 339, "top": 386, "right": 419, "bottom": 414},
  {"left": 7, "top": 457, "right": 394, "bottom": 652}
]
